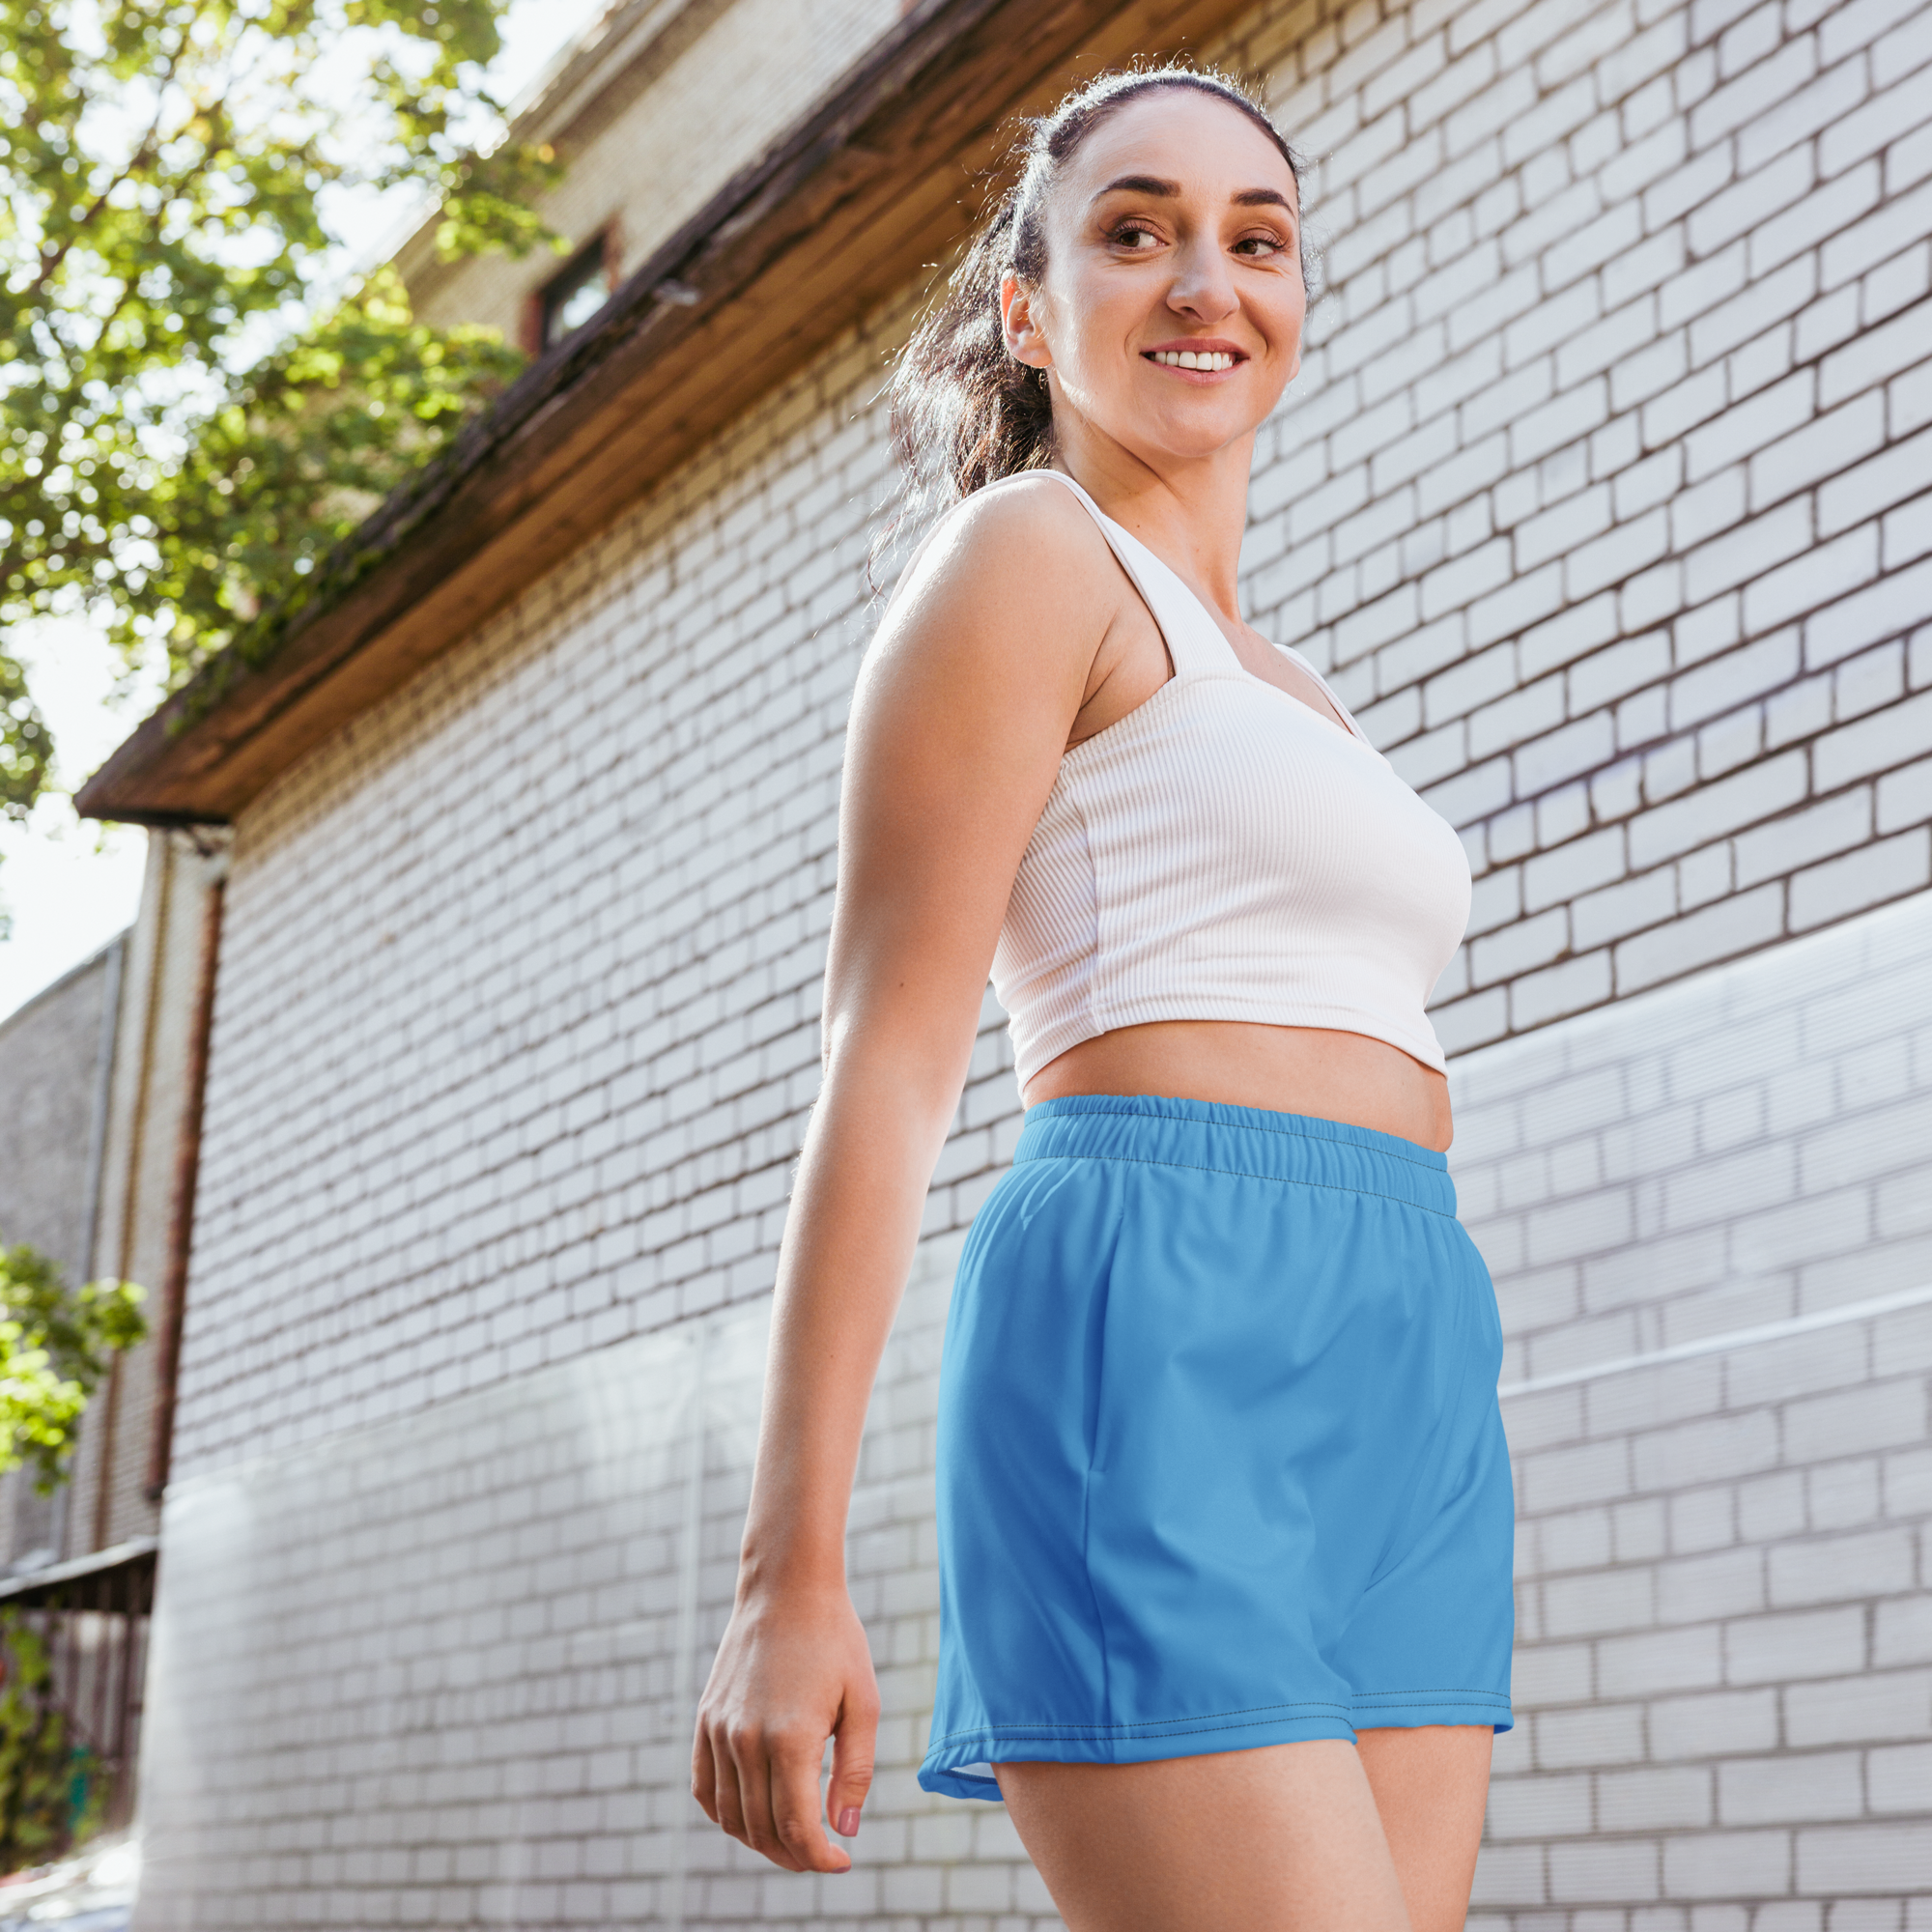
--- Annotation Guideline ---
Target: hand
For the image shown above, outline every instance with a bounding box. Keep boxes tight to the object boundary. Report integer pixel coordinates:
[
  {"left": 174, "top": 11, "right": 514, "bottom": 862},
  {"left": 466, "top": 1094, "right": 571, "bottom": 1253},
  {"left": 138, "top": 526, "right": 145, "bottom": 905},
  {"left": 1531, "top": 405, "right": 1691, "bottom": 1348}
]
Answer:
[{"left": 692, "top": 1582, "right": 880, "bottom": 1873}]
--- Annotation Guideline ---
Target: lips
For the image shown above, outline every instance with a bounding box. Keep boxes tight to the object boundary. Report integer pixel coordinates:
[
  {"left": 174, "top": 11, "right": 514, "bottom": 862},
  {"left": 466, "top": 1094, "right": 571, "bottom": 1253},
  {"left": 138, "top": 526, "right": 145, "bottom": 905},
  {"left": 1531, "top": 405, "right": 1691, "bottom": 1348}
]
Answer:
[
  {"left": 1141, "top": 340, "right": 1248, "bottom": 375},
  {"left": 1149, "top": 348, "right": 1238, "bottom": 370}
]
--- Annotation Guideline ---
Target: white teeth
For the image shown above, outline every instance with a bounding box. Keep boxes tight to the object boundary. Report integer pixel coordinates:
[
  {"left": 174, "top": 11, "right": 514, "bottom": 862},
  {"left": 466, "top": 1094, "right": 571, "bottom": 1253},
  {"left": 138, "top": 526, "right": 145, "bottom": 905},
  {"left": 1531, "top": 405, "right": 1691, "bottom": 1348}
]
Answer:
[{"left": 1152, "top": 350, "right": 1236, "bottom": 370}]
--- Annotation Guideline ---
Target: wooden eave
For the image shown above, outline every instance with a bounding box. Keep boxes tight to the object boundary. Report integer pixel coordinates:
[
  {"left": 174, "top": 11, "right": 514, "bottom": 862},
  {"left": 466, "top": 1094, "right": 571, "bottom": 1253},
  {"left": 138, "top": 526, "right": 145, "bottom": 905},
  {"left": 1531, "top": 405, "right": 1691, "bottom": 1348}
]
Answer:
[{"left": 76, "top": 0, "right": 1252, "bottom": 828}]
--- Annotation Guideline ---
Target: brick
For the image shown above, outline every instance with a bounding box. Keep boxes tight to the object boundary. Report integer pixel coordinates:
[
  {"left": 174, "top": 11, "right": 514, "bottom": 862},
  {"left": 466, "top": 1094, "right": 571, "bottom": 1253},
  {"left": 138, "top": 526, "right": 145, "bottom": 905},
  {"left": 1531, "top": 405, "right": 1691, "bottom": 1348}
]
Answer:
[
  {"left": 1798, "top": 1089, "right": 1932, "bottom": 1192},
  {"left": 1570, "top": 506, "right": 1674, "bottom": 600},
  {"left": 1535, "top": 1701, "right": 1648, "bottom": 1767},
  {"left": 1512, "top": 950, "right": 1615, "bottom": 1026},
  {"left": 1868, "top": 1742, "right": 1932, "bottom": 1812},
  {"left": 1599, "top": 1623, "right": 1725, "bottom": 1697},
  {"left": 1672, "top": 634, "right": 1803, "bottom": 734},
  {"left": 1634, "top": 1409, "right": 1780, "bottom": 1492},
  {"left": 1747, "top": 526, "right": 1884, "bottom": 638},
  {"left": 1686, "top": 371, "right": 1816, "bottom": 484},
  {"left": 1644, "top": 363, "right": 1730, "bottom": 448},
  {"left": 1772, "top": 1525, "right": 1917, "bottom": 1606},
  {"left": 1877, "top": 754, "right": 1932, "bottom": 833},
  {"left": 1649, "top": 1688, "right": 1779, "bottom": 1759},
  {"left": 1750, "top": 395, "right": 1889, "bottom": 517},
  {"left": 1785, "top": 1376, "right": 1924, "bottom": 1461},
  {"left": 1662, "top": 1831, "right": 1792, "bottom": 1900},
  {"left": 1687, "top": 143, "right": 1813, "bottom": 260},
  {"left": 1818, "top": 0, "right": 1925, "bottom": 64},
  {"left": 1786, "top": 1668, "right": 1932, "bottom": 1744},
  {"left": 1758, "top": 161, "right": 1888, "bottom": 285},
  {"left": 1576, "top": 866, "right": 1679, "bottom": 949},
  {"left": 1685, "top": 497, "right": 1812, "bottom": 607},
  {"left": 1823, "top": 69, "right": 1932, "bottom": 179},
  {"left": 1727, "top": 1606, "right": 1868, "bottom": 1684},
  {"left": 1822, "top": 298, "right": 1932, "bottom": 410},
  {"left": 1862, "top": 243, "right": 1932, "bottom": 327},
  {"left": 1819, "top": 426, "right": 1932, "bottom": 538},
  {"left": 1721, "top": 1752, "right": 1864, "bottom": 1826},
  {"left": 1486, "top": 1772, "right": 1592, "bottom": 1838},
  {"left": 1659, "top": 1546, "right": 1766, "bottom": 1623},
  {"left": 1789, "top": 827, "right": 1932, "bottom": 928},
  {"left": 1798, "top": 1824, "right": 1932, "bottom": 1894},
  {"left": 1733, "top": 790, "right": 1874, "bottom": 888},
  {"left": 1469, "top": 1840, "right": 1548, "bottom": 1908},
  {"left": 1805, "top": 562, "right": 1932, "bottom": 672},
  {"left": 1823, "top": 180, "right": 1932, "bottom": 293},
  {"left": 1629, "top": 752, "right": 1808, "bottom": 867},
  {"left": 1550, "top": 1836, "right": 1663, "bottom": 1903},
  {"left": 1737, "top": 54, "right": 1871, "bottom": 178}
]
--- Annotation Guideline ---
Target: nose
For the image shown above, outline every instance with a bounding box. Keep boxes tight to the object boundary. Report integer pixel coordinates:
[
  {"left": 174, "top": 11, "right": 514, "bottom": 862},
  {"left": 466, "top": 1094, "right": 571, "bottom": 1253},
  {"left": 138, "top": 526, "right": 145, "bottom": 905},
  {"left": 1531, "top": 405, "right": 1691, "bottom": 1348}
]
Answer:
[{"left": 1166, "top": 234, "right": 1237, "bottom": 325}]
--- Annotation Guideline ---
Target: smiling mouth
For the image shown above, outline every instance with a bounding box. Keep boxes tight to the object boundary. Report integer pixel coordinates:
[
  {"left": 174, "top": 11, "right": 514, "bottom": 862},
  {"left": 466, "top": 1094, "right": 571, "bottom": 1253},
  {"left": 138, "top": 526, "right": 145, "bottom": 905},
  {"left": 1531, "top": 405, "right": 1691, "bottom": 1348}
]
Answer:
[{"left": 1146, "top": 349, "right": 1241, "bottom": 371}]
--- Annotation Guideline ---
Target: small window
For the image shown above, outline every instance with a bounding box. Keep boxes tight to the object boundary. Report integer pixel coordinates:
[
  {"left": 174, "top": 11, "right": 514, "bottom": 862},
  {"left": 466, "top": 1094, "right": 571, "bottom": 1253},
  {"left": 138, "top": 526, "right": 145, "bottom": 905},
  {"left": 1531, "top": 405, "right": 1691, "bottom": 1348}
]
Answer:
[{"left": 541, "top": 239, "right": 611, "bottom": 347}]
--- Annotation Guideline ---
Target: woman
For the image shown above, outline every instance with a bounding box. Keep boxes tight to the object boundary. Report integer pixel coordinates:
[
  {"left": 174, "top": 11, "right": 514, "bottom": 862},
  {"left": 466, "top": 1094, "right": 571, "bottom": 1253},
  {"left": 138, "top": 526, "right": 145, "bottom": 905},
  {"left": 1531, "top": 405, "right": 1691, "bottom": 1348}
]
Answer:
[{"left": 692, "top": 67, "right": 1514, "bottom": 1931}]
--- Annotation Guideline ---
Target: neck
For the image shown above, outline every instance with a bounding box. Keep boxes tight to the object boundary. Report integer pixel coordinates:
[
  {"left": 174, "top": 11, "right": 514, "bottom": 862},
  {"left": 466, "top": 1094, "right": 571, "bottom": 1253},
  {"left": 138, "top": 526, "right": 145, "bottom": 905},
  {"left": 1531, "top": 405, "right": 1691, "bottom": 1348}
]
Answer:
[{"left": 1049, "top": 417, "right": 1255, "bottom": 620}]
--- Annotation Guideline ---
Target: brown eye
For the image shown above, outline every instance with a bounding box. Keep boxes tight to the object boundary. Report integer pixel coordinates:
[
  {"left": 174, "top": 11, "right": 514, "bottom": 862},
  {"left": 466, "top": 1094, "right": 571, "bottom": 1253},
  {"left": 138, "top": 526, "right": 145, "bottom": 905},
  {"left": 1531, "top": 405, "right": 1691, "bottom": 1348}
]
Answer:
[{"left": 1112, "top": 222, "right": 1161, "bottom": 251}]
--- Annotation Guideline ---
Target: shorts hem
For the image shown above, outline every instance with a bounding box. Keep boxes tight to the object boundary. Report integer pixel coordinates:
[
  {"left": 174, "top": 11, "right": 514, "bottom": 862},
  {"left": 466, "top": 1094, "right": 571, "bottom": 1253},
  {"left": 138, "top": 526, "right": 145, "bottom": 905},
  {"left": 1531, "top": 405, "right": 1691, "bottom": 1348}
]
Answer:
[
  {"left": 919, "top": 1711, "right": 1357, "bottom": 1800},
  {"left": 917, "top": 1691, "right": 1512, "bottom": 1801}
]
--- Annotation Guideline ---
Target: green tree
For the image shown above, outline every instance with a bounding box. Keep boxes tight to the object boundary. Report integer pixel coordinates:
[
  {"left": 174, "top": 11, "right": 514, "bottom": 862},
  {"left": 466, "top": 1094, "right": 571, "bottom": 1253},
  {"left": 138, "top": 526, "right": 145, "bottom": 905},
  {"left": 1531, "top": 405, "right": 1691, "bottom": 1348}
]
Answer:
[
  {"left": 0, "top": 1237, "right": 145, "bottom": 1492},
  {"left": 0, "top": 645, "right": 51, "bottom": 936},
  {"left": 0, "top": 0, "right": 561, "bottom": 810},
  {"left": 0, "top": 1611, "right": 99, "bottom": 1870}
]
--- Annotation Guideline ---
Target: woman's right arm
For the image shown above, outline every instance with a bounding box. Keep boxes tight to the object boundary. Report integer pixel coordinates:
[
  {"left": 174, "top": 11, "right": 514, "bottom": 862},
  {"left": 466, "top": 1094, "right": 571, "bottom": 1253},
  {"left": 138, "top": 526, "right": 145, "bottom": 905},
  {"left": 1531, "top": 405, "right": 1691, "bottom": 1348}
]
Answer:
[{"left": 690, "top": 479, "right": 1121, "bottom": 1874}]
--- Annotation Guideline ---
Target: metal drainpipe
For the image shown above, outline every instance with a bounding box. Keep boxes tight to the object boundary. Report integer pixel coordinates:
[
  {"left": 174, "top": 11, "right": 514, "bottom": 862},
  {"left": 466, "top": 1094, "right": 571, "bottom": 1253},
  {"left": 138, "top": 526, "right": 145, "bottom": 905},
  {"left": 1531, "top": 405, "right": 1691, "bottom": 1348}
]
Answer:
[
  {"left": 144, "top": 866, "right": 226, "bottom": 1505},
  {"left": 49, "top": 932, "right": 128, "bottom": 1567},
  {"left": 90, "top": 834, "right": 175, "bottom": 1555}
]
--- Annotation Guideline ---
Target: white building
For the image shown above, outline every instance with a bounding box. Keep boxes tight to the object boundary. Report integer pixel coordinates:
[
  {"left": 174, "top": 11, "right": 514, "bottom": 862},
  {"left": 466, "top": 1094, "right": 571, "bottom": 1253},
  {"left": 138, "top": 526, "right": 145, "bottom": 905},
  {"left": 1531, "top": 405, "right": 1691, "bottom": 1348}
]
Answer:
[{"left": 74, "top": 0, "right": 1932, "bottom": 1922}]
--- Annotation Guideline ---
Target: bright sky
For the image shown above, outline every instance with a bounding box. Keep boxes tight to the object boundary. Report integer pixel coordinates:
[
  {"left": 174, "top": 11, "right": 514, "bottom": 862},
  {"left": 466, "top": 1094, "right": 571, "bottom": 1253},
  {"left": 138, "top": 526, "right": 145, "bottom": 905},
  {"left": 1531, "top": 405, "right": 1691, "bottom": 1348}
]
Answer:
[{"left": 0, "top": 0, "right": 613, "bottom": 1026}]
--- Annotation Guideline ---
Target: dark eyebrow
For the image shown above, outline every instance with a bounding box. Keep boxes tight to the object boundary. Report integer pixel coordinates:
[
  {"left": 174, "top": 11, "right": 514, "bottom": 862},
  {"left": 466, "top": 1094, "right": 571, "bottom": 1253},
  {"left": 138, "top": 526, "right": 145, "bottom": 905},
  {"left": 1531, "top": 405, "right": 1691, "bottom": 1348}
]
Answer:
[
  {"left": 1093, "top": 174, "right": 1298, "bottom": 218},
  {"left": 1094, "top": 174, "right": 1179, "bottom": 199}
]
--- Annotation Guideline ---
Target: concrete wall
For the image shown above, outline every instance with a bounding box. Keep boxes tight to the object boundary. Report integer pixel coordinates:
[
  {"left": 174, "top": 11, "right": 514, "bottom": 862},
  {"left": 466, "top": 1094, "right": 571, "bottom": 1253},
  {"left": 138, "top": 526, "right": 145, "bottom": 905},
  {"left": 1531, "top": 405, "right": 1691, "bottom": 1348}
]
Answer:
[
  {"left": 0, "top": 935, "right": 121, "bottom": 1572},
  {"left": 0, "top": 936, "right": 118, "bottom": 1284},
  {"left": 138, "top": 0, "right": 1932, "bottom": 1921}
]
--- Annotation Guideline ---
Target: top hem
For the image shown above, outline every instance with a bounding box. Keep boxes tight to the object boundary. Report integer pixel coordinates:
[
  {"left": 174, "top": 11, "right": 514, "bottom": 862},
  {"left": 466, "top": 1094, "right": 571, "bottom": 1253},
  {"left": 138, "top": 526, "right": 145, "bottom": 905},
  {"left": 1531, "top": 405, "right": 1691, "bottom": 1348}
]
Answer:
[{"left": 1016, "top": 1004, "right": 1449, "bottom": 1091}]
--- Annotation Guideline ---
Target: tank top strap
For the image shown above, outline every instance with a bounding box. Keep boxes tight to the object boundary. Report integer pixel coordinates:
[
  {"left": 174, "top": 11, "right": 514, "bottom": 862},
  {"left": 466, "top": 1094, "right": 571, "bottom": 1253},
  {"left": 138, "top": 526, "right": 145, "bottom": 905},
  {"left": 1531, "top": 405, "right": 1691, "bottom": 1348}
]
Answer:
[{"left": 1034, "top": 469, "right": 1239, "bottom": 681}]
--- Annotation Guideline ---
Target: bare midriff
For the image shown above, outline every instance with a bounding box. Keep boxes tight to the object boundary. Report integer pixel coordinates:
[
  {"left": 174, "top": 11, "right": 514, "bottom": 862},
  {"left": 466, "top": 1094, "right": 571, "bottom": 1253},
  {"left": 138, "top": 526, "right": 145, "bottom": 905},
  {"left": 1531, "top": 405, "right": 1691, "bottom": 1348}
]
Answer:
[{"left": 1021, "top": 1019, "right": 1454, "bottom": 1152}]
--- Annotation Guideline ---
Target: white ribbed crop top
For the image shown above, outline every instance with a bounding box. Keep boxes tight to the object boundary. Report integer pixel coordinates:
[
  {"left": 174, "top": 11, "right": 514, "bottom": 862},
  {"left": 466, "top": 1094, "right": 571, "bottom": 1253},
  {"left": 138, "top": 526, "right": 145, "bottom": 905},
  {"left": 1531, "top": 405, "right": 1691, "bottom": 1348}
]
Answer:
[{"left": 989, "top": 469, "right": 1472, "bottom": 1086}]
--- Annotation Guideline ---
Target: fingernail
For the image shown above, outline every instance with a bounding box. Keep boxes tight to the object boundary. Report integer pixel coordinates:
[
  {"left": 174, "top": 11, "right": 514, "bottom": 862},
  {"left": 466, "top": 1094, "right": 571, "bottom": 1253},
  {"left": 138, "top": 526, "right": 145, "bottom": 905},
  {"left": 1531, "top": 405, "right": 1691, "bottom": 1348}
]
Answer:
[{"left": 837, "top": 1806, "right": 862, "bottom": 1837}]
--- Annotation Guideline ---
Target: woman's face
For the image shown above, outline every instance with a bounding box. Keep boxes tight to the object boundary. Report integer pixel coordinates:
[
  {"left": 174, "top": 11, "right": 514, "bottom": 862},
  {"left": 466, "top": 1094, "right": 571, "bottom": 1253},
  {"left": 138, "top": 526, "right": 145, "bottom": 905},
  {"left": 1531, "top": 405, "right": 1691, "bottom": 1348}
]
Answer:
[{"left": 1003, "top": 90, "right": 1305, "bottom": 471}]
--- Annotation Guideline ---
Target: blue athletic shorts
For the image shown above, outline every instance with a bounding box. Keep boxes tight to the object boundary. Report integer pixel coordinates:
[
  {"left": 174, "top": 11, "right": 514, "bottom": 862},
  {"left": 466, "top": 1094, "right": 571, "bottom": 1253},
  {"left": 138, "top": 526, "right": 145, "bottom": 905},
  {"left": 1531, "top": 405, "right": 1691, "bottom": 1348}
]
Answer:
[{"left": 919, "top": 1093, "right": 1515, "bottom": 1801}]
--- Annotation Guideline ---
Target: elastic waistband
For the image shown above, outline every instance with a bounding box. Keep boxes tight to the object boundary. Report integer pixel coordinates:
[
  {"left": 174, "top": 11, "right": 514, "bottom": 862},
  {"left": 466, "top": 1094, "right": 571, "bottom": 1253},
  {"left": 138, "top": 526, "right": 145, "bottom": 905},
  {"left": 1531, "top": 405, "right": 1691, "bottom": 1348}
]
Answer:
[{"left": 1013, "top": 1093, "right": 1457, "bottom": 1218}]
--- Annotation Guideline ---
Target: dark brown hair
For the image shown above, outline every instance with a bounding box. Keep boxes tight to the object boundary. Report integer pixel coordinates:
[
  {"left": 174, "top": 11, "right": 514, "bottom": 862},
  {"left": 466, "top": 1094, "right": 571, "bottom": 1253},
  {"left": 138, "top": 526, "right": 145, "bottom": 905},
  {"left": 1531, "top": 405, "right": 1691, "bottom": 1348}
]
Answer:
[{"left": 882, "top": 67, "right": 1310, "bottom": 548}]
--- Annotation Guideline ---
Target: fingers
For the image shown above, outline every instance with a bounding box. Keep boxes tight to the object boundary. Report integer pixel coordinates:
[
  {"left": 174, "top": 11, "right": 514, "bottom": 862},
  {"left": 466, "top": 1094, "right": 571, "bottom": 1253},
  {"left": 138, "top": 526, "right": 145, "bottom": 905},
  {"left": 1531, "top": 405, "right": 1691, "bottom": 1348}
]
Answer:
[
  {"left": 827, "top": 1681, "right": 881, "bottom": 1842},
  {"left": 770, "top": 1730, "right": 850, "bottom": 1873},
  {"left": 693, "top": 1716, "right": 850, "bottom": 1873}
]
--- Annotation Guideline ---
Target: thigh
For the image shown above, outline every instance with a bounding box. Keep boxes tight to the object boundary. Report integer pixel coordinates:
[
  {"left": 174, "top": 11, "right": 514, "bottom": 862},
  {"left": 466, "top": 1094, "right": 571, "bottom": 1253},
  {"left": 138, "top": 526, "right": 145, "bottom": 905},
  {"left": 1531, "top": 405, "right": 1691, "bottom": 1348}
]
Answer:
[
  {"left": 994, "top": 1740, "right": 1410, "bottom": 1932},
  {"left": 1354, "top": 1725, "right": 1492, "bottom": 1932}
]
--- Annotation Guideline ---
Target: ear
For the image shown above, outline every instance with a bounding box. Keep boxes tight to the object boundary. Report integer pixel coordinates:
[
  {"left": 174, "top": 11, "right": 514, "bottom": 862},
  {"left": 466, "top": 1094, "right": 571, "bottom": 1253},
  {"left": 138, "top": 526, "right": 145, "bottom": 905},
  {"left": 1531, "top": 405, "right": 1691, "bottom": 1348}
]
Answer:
[{"left": 1000, "top": 271, "right": 1052, "bottom": 370}]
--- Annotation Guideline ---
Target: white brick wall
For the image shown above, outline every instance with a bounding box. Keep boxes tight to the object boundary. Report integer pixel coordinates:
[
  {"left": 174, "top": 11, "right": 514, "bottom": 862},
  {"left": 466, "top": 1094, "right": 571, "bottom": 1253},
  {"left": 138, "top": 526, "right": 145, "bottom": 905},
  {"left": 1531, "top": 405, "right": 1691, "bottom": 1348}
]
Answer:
[
  {"left": 1456, "top": 887, "right": 1932, "bottom": 1923},
  {"left": 137, "top": 1233, "right": 1058, "bottom": 1931},
  {"left": 150, "top": 0, "right": 1932, "bottom": 1918},
  {"left": 176, "top": 297, "right": 947, "bottom": 1480},
  {"left": 1221, "top": 0, "right": 1932, "bottom": 1054},
  {"left": 141, "top": 894, "right": 1932, "bottom": 1931}
]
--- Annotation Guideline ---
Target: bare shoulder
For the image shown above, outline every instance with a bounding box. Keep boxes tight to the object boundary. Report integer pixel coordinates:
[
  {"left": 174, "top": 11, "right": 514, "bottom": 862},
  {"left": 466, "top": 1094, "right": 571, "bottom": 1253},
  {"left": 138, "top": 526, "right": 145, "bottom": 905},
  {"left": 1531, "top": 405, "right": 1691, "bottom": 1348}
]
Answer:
[{"left": 877, "top": 472, "right": 1125, "bottom": 663}]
